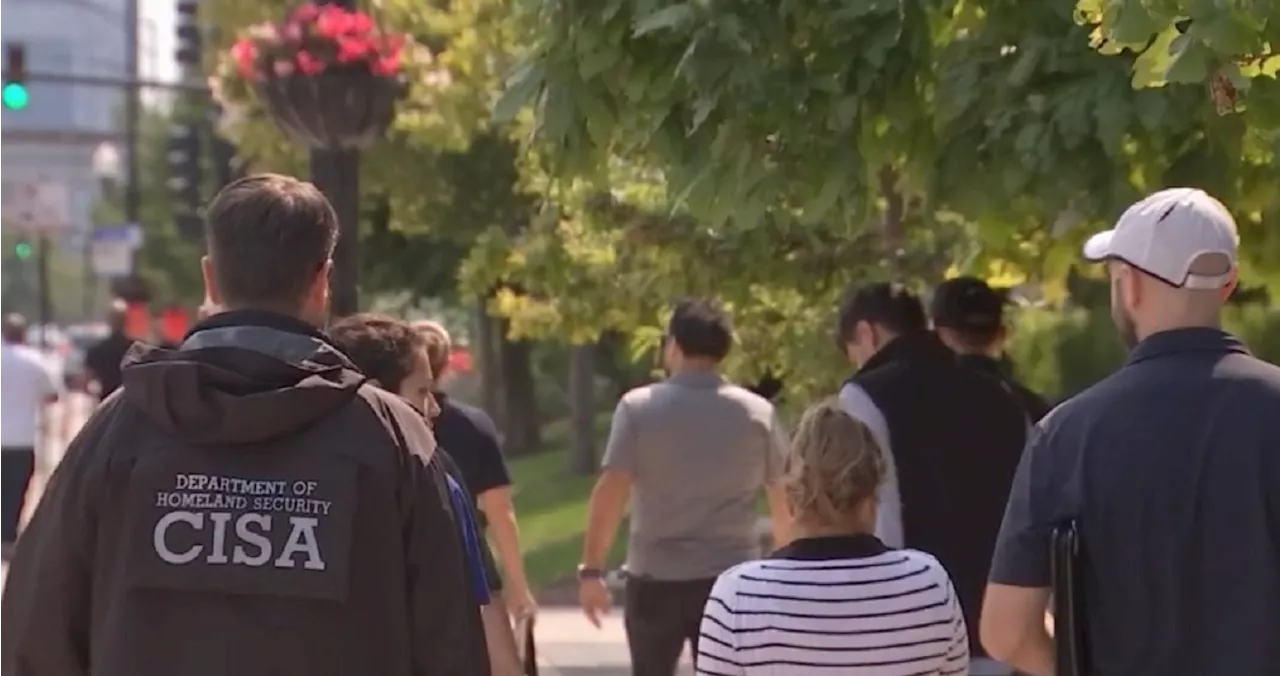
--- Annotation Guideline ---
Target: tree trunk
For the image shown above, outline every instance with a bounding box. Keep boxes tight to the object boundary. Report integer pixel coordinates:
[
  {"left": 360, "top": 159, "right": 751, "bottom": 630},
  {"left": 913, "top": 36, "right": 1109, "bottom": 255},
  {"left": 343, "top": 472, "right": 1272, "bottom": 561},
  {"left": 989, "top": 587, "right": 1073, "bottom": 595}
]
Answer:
[
  {"left": 498, "top": 322, "right": 541, "bottom": 457},
  {"left": 879, "top": 165, "right": 905, "bottom": 272},
  {"left": 567, "top": 342, "right": 598, "bottom": 475}
]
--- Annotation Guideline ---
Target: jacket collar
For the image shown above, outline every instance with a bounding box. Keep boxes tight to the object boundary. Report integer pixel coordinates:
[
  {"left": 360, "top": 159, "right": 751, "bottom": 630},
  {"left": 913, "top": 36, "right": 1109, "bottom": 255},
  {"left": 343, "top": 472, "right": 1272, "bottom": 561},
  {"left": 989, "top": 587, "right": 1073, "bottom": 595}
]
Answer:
[
  {"left": 1125, "top": 327, "right": 1249, "bottom": 367},
  {"left": 856, "top": 331, "right": 955, "bottom": 377},
  {"left": 956, "top": 353, "right": 1004, "bottom": 376},
  {"left": 181, "top": 309, "right": 353, "bottom": 371},
  {"left": 770, "top": 534, "right": 890, "bottom": 561}
]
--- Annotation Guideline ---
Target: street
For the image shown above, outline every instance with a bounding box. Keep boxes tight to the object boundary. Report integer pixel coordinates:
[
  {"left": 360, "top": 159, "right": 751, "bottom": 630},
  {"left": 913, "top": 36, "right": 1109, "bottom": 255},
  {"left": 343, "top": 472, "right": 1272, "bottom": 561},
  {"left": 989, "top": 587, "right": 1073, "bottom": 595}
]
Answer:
[{"left": 535, "top": 609, "right": 692, "bottom": 676}]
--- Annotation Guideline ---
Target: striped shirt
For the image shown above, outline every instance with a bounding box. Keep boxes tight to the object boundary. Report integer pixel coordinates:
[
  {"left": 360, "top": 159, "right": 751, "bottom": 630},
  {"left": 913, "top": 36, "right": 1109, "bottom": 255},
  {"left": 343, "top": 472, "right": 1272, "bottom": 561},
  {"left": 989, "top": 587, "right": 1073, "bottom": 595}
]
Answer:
[{"left": 697, "top": 534, "right": 969, "bottom": 675}]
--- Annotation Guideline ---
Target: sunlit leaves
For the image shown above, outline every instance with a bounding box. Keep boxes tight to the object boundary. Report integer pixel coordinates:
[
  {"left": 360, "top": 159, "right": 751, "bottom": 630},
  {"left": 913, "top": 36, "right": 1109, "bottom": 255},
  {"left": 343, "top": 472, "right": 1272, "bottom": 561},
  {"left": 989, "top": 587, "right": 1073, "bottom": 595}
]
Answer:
[{"left": 1077, "top": 0, "right": 1279, "bottom": 124}]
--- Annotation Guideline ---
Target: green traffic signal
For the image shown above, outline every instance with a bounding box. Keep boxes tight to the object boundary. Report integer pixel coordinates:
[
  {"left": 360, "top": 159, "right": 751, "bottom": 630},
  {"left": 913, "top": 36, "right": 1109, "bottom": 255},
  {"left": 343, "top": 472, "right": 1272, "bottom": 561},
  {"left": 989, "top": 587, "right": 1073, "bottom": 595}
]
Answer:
[
  {"left": 2, "top": 82, "right": 29, "bottom": 110},
  {"left": 14, "top": 241, "right": 33, "bottom": 259}
]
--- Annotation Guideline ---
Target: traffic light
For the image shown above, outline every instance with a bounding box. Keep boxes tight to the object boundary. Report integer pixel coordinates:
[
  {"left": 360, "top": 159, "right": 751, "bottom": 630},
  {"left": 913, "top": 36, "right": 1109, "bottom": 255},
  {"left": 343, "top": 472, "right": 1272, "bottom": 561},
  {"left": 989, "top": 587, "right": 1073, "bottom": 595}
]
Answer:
[
  {"left": 14, "top": 239, "right": 33, "bottom": 259},
  {"left": 3, "top": 43, "right": 29, "bottom": 111},
  {"left": 167, "top": 122, "right": 203, "bottom": 238},
  {"left": 175, "top": 1, "right": 202, "bottom": 68}
]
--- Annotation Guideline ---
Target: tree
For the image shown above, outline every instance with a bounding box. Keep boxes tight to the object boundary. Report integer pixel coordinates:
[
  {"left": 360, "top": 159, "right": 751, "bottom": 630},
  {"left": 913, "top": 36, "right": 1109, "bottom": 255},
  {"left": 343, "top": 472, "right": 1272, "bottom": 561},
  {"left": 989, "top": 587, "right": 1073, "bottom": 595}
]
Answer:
[
  {"left": 206, "top": 0, "right": 549, "bottom": 452},
  {"left": 481, "top": 0, "right": 1278, "bottom": 401},
  {"left": 94, "top": 107, "right": 206, "bottom": 307},
  {"left": 1074, "top": 0, "right": 1280, "bottom": 127}
]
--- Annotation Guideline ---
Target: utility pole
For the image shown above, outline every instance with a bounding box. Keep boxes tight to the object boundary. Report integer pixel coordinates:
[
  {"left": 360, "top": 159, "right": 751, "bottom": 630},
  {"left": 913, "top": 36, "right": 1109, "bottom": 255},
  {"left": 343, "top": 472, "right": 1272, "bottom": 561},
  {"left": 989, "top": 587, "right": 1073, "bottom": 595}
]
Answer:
[{"left": 123, "top": 0, "right": 141, "bottom": 226}]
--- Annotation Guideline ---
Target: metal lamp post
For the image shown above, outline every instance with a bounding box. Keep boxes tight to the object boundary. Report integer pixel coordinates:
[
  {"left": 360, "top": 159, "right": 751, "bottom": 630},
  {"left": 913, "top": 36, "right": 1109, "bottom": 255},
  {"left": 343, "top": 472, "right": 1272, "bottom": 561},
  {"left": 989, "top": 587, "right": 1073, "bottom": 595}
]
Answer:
[{"left": 250, "top": 0, "right": 401, "bottom": 318}]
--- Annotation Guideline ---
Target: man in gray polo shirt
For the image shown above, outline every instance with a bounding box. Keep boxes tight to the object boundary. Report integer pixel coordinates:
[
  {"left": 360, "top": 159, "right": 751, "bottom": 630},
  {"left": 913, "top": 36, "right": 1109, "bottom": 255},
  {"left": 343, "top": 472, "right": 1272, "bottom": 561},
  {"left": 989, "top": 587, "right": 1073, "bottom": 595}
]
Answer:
[{"left": 576, "top": 298, "right": 791, "bottom": 676}]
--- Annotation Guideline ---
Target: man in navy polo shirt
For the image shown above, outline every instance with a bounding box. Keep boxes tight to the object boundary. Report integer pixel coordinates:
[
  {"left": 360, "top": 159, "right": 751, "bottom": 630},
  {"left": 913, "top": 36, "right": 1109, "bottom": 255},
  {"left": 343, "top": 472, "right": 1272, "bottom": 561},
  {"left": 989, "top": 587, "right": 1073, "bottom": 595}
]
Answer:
[{"left": 981, "top": 188, "right": 1280, "bottom": 676}]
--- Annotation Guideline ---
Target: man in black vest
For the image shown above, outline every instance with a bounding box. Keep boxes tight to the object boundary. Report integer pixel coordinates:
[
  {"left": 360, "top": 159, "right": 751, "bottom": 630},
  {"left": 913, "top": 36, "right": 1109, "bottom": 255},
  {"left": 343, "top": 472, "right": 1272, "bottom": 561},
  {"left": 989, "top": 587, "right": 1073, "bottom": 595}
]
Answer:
[
  {"left": 835, "top": 282, "right": 1028, "bottom": 675},
  {"left": 930, "top": 277, "right": 1052, "bottom": 423}
]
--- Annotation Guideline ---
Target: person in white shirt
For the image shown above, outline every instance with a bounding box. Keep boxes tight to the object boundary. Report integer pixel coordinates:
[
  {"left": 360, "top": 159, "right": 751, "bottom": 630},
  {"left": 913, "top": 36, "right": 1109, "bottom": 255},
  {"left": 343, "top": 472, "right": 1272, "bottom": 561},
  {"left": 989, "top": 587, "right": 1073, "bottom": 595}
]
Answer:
[
  {"left": 697, "top": 399, "right": 969, "bottom": 676},
  {"left": 1, "top": 313, "right": 61, "bottom": 553}
]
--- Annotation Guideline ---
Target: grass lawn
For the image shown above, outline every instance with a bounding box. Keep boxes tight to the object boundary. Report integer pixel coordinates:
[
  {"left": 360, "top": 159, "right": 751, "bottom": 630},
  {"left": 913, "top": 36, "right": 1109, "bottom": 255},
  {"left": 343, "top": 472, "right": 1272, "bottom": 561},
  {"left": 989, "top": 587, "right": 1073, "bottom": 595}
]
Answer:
[
  {"left": 506, "top": 413, "right": 773, "bottom": 593},
  {"left": 507, "top": 415, "right": 626, "bottom": 593}
]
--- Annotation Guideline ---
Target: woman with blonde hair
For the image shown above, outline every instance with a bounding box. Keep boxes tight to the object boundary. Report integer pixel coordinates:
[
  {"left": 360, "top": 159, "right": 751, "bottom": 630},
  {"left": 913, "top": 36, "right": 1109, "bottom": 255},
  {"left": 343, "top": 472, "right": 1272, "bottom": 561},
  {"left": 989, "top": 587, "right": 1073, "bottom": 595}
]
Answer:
[{"left": 697, "top": 399, "right": 970, "bottom": 675}]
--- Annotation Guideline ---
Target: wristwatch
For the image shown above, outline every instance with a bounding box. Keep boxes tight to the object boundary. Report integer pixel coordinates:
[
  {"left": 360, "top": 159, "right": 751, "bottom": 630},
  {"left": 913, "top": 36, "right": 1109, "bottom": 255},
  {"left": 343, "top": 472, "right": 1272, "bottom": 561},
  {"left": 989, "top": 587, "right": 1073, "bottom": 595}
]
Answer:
[{"left": 577, "top": 564, "right": 604, "bottom": 581}]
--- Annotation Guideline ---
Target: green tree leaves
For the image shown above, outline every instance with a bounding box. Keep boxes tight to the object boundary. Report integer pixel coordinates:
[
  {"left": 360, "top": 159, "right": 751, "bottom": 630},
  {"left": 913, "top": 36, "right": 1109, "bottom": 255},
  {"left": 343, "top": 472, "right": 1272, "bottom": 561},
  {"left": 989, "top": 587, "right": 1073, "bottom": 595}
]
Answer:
[{"left": 1077, "top": 0, "right": 1278, "bottom": 120}]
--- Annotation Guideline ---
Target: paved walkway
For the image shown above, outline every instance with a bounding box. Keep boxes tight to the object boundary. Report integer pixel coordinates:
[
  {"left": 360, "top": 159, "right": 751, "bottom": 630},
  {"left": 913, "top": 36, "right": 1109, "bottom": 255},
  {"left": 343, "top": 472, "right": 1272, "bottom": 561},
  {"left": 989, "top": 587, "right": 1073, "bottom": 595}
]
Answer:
[{"left": 535, "top": 607, "right": 692, "bottom": 676}]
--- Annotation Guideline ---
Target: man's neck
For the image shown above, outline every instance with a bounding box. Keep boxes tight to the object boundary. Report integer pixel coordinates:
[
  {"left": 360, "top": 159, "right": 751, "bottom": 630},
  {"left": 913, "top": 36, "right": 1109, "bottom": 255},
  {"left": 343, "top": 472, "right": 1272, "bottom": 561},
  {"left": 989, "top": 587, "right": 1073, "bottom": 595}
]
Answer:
[
  {"left": 670, "top": 361, "right": 718, "bottom": 376},
  {"left": 1136, "top": 317, "right": 1221, "bottom": 342}
]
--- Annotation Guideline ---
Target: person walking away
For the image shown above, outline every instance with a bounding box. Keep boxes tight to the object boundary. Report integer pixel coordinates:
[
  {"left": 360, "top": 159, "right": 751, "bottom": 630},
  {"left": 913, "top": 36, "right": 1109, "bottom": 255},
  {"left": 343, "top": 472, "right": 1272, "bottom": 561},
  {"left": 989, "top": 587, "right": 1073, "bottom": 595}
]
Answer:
[
  {"left": 0, "top": 313, "right": 61, "bottom": 558},
  {"left": 412, "top": 320, "right": 538, "bottom": 624},
  {"left": 982, "top": 188, "right": 1280, "bottom": 676},
  {"left": 84, "top": 298, "right": 136, "bottom": 401},
  {"left": 836, "top": 282, "right": 1027, "bottom": 675},
  {"left": 698, "top": 399, "right": 969, "bottom": 675},
  {"left": 930, "top": 277, "right": 1052, "bottom": 423},
  {"left": 0, "top": 174, "right": 488, "bottom": 676},
  {"left": 578, "top": 298, "right": 793, "bottom": 676},
  {"left": 329, "top": 313, "right": 521, "bottom": 675}
]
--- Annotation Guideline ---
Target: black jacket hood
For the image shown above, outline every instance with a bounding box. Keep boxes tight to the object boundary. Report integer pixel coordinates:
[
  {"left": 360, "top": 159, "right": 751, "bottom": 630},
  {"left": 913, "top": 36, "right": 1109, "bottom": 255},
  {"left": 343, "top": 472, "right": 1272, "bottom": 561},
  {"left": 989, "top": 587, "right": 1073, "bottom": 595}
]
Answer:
[{"left": 121, "top": 310, "right": 367, "bottom": 445}]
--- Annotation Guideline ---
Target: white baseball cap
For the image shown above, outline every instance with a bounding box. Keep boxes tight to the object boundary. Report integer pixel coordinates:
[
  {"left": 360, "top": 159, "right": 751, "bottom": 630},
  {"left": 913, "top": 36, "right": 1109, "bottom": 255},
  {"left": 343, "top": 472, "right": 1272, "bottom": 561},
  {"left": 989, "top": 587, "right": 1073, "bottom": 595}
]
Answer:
[{"left": 1082, "top": 187, "right": 1239, "bottom": 289}]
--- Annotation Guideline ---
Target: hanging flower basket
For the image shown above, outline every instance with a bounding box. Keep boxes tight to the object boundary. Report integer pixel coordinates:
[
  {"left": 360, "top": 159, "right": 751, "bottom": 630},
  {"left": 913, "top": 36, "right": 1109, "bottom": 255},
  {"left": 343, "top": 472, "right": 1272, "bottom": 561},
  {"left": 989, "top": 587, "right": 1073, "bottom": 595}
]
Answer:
[{"left": 228, "top": 3, "right": 408, "bottom": 150}]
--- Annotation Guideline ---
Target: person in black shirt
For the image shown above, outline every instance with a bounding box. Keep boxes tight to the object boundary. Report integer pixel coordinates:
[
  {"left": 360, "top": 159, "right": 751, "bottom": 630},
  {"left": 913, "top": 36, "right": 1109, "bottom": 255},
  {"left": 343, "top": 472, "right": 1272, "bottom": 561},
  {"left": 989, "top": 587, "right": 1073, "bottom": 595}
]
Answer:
[
  {"left": 930, "top": 277, "right": 1052, "bottom": 423},
  {"left": 84, "top": 299, "right": 135, "bottom": 401},
  {"left": 328, "top": 312, "right": 521, "bottom": 675},
  {"left": 836, "top": 282, "right": 1028, "bottom": 675},
  {"left": 413, "top": 320, "right": 538, "bottom": 623}
]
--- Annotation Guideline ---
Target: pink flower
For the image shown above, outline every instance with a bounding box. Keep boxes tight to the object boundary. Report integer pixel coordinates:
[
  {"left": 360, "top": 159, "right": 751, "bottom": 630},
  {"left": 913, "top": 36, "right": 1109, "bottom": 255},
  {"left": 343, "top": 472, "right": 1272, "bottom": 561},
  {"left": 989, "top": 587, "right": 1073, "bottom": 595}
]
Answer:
[
  {"left": 314, "top": 6, "right": 351, "bottom": 39},
  {"left": 290, "top": 3, "right": 319, "bottom": 23},
  {"left": 283, "top": 22, "right": 303, "bottom": 42},
  {"left": 335, "top": 36, "right": 369, "bottom": 63},
  {"left": 231, "top": 38, "right": 257, "bottom": 79},
  {"left": 296, "top": 50, "right": 324, "bottom": 76},
  {"left": 347, "top": 12, "right": 374, "bottom": 37},
  {"left": 371, "top": 55, "right": 399, "bottom": 77},
  {"left": 273, "top": 59, "right": 295, "bottom": 77}
]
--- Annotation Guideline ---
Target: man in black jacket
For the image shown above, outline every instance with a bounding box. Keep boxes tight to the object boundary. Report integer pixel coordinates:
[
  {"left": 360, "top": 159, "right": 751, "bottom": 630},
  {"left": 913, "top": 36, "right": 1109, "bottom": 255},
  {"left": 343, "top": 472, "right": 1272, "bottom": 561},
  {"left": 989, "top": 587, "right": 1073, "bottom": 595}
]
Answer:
[
  {"left": 930, "top": 277, "right": 1052, "bottom": 423},
  {"left": 1, "top": 174, "right": 488, "bottom": 676},
  {"left": 835, "top": 282, "right": 1028, "bottom": 675}
]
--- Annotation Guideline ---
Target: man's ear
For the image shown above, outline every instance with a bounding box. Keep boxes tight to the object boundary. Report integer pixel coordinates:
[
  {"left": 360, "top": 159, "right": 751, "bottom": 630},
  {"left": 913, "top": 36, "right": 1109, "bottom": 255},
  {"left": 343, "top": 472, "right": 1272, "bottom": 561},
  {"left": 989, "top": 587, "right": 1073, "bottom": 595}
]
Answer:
[
  {"left": 1220, "top": 267, "right": 1240, "bottom": 302},
  {"left": 310, "top": 259, "right": 333, "bottom": 305},
  {"left": 201, "top": 255, "right": 222, "bottom": 306}
]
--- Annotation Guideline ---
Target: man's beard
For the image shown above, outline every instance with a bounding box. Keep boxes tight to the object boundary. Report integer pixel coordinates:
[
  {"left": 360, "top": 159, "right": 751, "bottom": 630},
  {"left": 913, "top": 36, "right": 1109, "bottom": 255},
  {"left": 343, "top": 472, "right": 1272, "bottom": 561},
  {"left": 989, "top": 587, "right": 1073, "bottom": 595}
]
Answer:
[{"left": 1112, "top": 304, "right": 1139, "bottom": 349}]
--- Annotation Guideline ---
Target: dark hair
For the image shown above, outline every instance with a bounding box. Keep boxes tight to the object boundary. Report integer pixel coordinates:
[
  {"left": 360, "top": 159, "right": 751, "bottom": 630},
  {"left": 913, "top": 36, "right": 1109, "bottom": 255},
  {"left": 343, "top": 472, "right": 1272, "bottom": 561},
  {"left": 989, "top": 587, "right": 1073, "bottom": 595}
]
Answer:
[
  {"left": 3, "top": 313, "right": 27, "bottom": 343},
  {"left": 327, "top": 313, "right": 426, "bottom": 393},
  {"left": 204, "top": 174, "right": 338, "bottom": 311},
  {"left": 836, "top": 282, "right": 927, "bottom": 346},
  {"left": 930, "top": 277, "right": 1006, "bottom": 346},
  {"left": 667, "top": 298, "right": 733, "bottom": 361}
]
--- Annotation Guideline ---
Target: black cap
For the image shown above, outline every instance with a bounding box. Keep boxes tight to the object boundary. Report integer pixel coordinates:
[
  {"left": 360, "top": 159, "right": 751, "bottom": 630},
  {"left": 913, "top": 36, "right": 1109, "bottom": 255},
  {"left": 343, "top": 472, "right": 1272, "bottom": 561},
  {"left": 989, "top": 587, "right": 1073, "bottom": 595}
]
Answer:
[{"left": 930, "top": 277, "right": 1007, "bottom": 335}]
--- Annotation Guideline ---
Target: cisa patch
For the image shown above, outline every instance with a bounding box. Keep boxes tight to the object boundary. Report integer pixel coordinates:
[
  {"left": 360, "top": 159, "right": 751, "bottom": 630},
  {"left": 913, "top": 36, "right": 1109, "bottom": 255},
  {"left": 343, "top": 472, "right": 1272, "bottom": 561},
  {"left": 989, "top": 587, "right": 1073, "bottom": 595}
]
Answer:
[{"left": 126, "top": 449, "right": 358, "bottom": 602}]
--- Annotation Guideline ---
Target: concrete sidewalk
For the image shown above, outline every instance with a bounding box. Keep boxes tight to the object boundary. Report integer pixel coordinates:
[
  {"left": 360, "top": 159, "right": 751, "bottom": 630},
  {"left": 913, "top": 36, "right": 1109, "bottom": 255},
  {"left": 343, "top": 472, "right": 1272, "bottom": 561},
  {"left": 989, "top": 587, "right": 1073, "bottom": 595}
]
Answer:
[{"left": 534, "top": 607, "right": 692, "bottom": 676}]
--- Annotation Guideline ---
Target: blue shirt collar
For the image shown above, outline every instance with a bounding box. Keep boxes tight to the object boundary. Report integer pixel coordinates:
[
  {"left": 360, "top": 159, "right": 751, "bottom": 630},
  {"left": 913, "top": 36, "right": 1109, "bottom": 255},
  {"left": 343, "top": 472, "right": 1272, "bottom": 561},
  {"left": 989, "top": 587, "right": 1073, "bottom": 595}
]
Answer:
[{"left": 1125, "top": 327, "right": 1249, "bottom": 367}]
